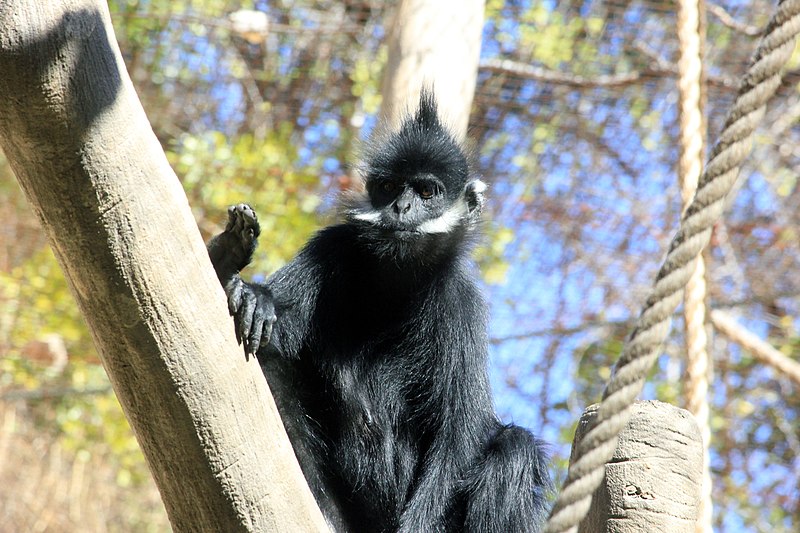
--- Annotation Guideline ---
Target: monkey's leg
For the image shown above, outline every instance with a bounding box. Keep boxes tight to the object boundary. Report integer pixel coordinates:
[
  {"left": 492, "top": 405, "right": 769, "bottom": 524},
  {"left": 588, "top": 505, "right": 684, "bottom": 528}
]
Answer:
[{"left": 463, "top": 425, "right": 552, "bottom": 533}]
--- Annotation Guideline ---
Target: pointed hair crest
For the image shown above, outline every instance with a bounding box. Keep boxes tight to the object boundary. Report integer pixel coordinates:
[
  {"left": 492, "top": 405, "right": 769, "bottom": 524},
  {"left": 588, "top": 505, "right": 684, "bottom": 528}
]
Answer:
[
  {"left": 412, "top": 87, "right": 441, "bottom": 132},
  {"left": 360, "top": 89, "right": 471, "bottom": 203}
]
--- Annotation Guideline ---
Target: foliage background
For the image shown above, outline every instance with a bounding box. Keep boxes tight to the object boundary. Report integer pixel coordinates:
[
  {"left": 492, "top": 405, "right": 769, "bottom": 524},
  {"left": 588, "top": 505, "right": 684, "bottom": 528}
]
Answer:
[{"left": 1, "top": 1, "right": 799, "bottom": 531}]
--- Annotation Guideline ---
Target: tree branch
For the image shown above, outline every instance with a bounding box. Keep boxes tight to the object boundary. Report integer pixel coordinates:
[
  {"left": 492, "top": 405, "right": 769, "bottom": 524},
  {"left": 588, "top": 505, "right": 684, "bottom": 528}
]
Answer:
[
  {"left": 480, "top": 57, "right": 645, "bottom": 88},
  {"left": 710, "top": 309, "right": 800, "bottom": 388},
  {"left": 0, "top": 1, "right": 326, "bottom": 531},
  {"left": 479, "top": 57, "right": 737, "bottom": 90},
  {"left": 706, "top": 2, "right": 762, "bottom": 37}
]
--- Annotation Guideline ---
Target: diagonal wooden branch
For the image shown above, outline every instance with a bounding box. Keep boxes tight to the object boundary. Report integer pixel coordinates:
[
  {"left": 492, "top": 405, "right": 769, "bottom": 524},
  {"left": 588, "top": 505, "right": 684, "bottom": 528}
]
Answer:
[
  {"left": 707, "top": 1, "right": 763, "bottom": 36},
  {"left": 710, "top": 309, "right": 800, "bottom": 387},
  {"left": 0, "top": 1, "right": 327, "bottom": 531}
]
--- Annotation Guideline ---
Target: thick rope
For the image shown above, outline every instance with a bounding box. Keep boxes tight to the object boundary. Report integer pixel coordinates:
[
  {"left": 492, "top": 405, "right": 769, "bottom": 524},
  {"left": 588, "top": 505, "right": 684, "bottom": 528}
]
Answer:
[
  {"left": 544, "top": 2, "right": 800, "bottom": 531},
  {"left": 676, "top": 0, "right": 713, "bottom": 530}
]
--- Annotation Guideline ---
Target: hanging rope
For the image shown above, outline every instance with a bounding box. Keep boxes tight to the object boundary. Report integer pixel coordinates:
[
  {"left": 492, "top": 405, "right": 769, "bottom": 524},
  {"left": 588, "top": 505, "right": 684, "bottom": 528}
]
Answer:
[
  {"left": 676, "top": 0, "right": 713, "bottom": 530},
  {"left": 544, "top": 1, "right": 800, "bottom": 531}
]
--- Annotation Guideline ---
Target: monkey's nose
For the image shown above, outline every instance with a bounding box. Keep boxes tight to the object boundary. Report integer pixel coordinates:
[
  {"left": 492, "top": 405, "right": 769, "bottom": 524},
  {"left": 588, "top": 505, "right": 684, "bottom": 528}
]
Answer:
[{"left": 393, "top": 201, "right": 411, "bottom": 215}]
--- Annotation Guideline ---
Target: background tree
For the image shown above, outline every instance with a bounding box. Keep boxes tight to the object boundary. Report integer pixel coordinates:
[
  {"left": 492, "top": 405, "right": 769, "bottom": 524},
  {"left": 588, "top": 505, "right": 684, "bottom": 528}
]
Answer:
[{"left": 1, "top": 1, "right": 799, "bottom": 531}]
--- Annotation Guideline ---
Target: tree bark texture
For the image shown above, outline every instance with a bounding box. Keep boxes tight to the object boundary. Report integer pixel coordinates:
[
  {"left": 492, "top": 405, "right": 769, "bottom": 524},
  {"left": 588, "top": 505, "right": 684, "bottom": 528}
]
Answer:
[
  {"left": 0, "top": 2, "right": 327, "bottom": 531},
  {"left": 571, "top": 401, "right": 703, "bottom": 533}
]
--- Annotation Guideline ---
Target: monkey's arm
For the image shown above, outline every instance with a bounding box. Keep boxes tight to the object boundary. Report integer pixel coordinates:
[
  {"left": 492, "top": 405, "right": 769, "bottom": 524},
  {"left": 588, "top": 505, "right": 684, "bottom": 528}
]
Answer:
[
  {"left": 259, "top": 253, "right": 323, "bottom": 360},
  {"left": 260, "top": 225, "right": 361, "bottom": 360},
  {"left": 207, "top": 204, "right": 328, "bottom": 360},
  {"left": 207, "top": 204, "right": 276, "bottom": 357}
]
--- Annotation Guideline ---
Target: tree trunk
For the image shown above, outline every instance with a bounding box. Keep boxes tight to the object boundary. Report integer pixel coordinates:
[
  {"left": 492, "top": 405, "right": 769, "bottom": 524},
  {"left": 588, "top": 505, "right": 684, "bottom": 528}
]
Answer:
[
  {"left": 380, "top": 0, "right": 485, "bottom": 139},
  {"left": 0, "top": 1, "right": 327, "bottom": 531}
]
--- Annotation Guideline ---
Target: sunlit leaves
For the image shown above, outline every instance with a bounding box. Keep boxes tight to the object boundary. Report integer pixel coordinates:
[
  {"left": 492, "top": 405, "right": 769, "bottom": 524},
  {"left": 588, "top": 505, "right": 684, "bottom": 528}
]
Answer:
[
  {"left": 351, "top": 46, "right": 387, "bottom": 115},
  {"left": 476, "top": 225, "right": 515, "bottom": 285},
  {"left": 169, "top": 127, "right": 321, "bottom": 274}
]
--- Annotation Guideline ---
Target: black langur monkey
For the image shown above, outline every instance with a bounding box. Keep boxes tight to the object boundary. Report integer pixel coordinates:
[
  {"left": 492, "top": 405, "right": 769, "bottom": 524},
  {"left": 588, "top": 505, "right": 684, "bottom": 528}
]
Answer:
[{"left": 206, "top": 90, "right": 551, "bottom": 532}]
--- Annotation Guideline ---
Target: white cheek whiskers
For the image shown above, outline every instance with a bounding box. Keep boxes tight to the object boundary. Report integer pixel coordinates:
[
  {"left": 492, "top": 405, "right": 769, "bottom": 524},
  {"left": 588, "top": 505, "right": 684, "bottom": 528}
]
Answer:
[
  {"left": 417, "top": 201, "right": 467, "bottom": 234},
  {"left": 471, "top": 179, "right": 487, "bottom": 195},
  {"left": 352, "top": 209, "right": 382, "bottom": 223},
  {"left": 417, "top": 179, "right": 486, "bottom": 234},
  {"left": 343, "top": 179, "right": 487, "bottom": 232},
  {"left": 343, "top": 189, "right": 383, "bottom": 225}
]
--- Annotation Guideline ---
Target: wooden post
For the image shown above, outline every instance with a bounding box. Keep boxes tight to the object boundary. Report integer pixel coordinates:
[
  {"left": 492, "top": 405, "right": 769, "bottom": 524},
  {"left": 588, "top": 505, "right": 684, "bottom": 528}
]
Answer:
[{"left": 570, "top": 401, "right": 703, "bottom": 532}]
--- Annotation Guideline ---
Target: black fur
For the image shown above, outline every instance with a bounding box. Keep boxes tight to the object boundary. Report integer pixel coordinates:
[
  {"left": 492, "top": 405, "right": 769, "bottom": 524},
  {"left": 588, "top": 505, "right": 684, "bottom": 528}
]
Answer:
[{"left": 206, "top": 90, "right": 551, "bottom": 532}]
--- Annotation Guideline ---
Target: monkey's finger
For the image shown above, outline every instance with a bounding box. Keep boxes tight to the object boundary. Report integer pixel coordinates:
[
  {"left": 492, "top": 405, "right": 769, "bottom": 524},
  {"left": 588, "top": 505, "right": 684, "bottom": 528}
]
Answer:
[
  {"left": 225, "top": 278, "right": 243, "bottom": 316},
  {"left": 247, "top": 314, "right": 265, "bottom": 358},
  {"left": 225, "top": 205, "right": 235, "bottom": 231},
  {"left": 225, "top": 204, "right": 241, "bottom": 232},
  {"left": 262, "top": 313, "right": 276, "bottom": 346},
  {"left": 225, "top": 204, "right": 247, "bottom": 232},
  {"left": 233, "top": 321, "right": 243, "bottom": 346},
  {"left": 238, "top": 291, "right": 257, "bottom": 350}
]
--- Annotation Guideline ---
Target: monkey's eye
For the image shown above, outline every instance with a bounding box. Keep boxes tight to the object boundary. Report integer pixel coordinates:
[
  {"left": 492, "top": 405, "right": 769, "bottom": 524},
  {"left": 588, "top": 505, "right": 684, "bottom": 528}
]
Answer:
[
  {"left": 419, "top": 185, "right": 435, "bottom": 199},
  {"left": 381, "top": 181, "right": 398, "bottom": 194}
]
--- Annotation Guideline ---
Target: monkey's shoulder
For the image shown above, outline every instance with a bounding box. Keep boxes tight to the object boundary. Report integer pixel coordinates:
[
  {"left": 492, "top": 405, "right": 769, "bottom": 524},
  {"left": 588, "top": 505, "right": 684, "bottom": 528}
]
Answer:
[{"left": 302, "top": 223, "right": 361, "bottom": 261}]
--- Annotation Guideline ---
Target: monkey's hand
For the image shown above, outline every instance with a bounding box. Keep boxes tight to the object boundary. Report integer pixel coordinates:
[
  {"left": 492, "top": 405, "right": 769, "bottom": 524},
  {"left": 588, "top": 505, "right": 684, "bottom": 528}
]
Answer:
[
  {"left": 207, "top": 204, "right": 275, "bottom": 357},
  {"left": 224, "top": 277, "right": 277, "bottom": 359},
  {"left": 207, "top": 203, "right": 261, "bottom": 279}
]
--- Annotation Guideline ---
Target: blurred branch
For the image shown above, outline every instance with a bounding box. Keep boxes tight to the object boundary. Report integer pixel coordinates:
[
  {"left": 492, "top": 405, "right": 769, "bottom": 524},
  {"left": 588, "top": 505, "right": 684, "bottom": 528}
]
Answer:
[
  {"left": 490, "top": 293, "right": 800, "bottom": 343},
  {"left": 480, "top": 58, "right": 644, "bottom": 88},
  {"left": 480, "top": 57, "right": 736, "bottom": 90},
  {"left": 0, "top": 386, "right": 112, "bottom": 402},
  {"left": 710, "top": 309, "right": 800, "bottom": 388},
  {"left": 490, "top": 319, "right": 626, "bottom": 344},
  {"left": 706, "top": 2, "right": 762, "bottom": 37},
  {"left": 112, "top": 11, "right": 366, "bottom": 35},
  {"left": 632, "top": 41, "right": 737, "bottom": 89}
]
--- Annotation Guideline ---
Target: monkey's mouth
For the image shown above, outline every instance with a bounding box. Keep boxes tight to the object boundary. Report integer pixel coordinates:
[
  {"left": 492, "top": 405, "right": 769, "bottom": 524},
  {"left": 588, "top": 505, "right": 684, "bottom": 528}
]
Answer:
[{"left": 390, "top": 228, "right": 422, "bottom": 240}]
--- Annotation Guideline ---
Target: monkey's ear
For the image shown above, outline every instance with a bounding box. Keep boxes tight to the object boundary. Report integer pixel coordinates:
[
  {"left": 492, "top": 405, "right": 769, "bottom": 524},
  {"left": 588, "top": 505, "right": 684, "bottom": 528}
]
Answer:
[{"left": 465, "top": 179, "right": 487, "bottom": 218}]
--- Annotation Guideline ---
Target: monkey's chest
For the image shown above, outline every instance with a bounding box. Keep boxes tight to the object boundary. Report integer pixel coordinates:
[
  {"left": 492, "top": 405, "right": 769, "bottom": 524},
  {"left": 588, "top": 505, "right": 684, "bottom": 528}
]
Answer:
[
  {"left": 328, "top": 353, "right": 418, "bottom": 433},
  {"left": 310, "top": 285, "right": 443, "bottom": 477},
  {"left": 314, "top": 295, "right": 444, "bottom": 433},
  {"left": 326, "top": 359, "right": 422, "bottom": 510}
]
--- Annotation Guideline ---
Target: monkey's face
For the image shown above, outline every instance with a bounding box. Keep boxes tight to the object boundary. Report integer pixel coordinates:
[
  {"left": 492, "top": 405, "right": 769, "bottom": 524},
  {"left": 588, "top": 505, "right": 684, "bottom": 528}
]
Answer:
[
  {"left": 345, "top": 89, "right": 485, "bottom": 261},
  {"left": 366, "top": 173, "right": 447, "bottom": 234},
  {"left": 347, "top": 174, "right": 485, "bottom": 256}
]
